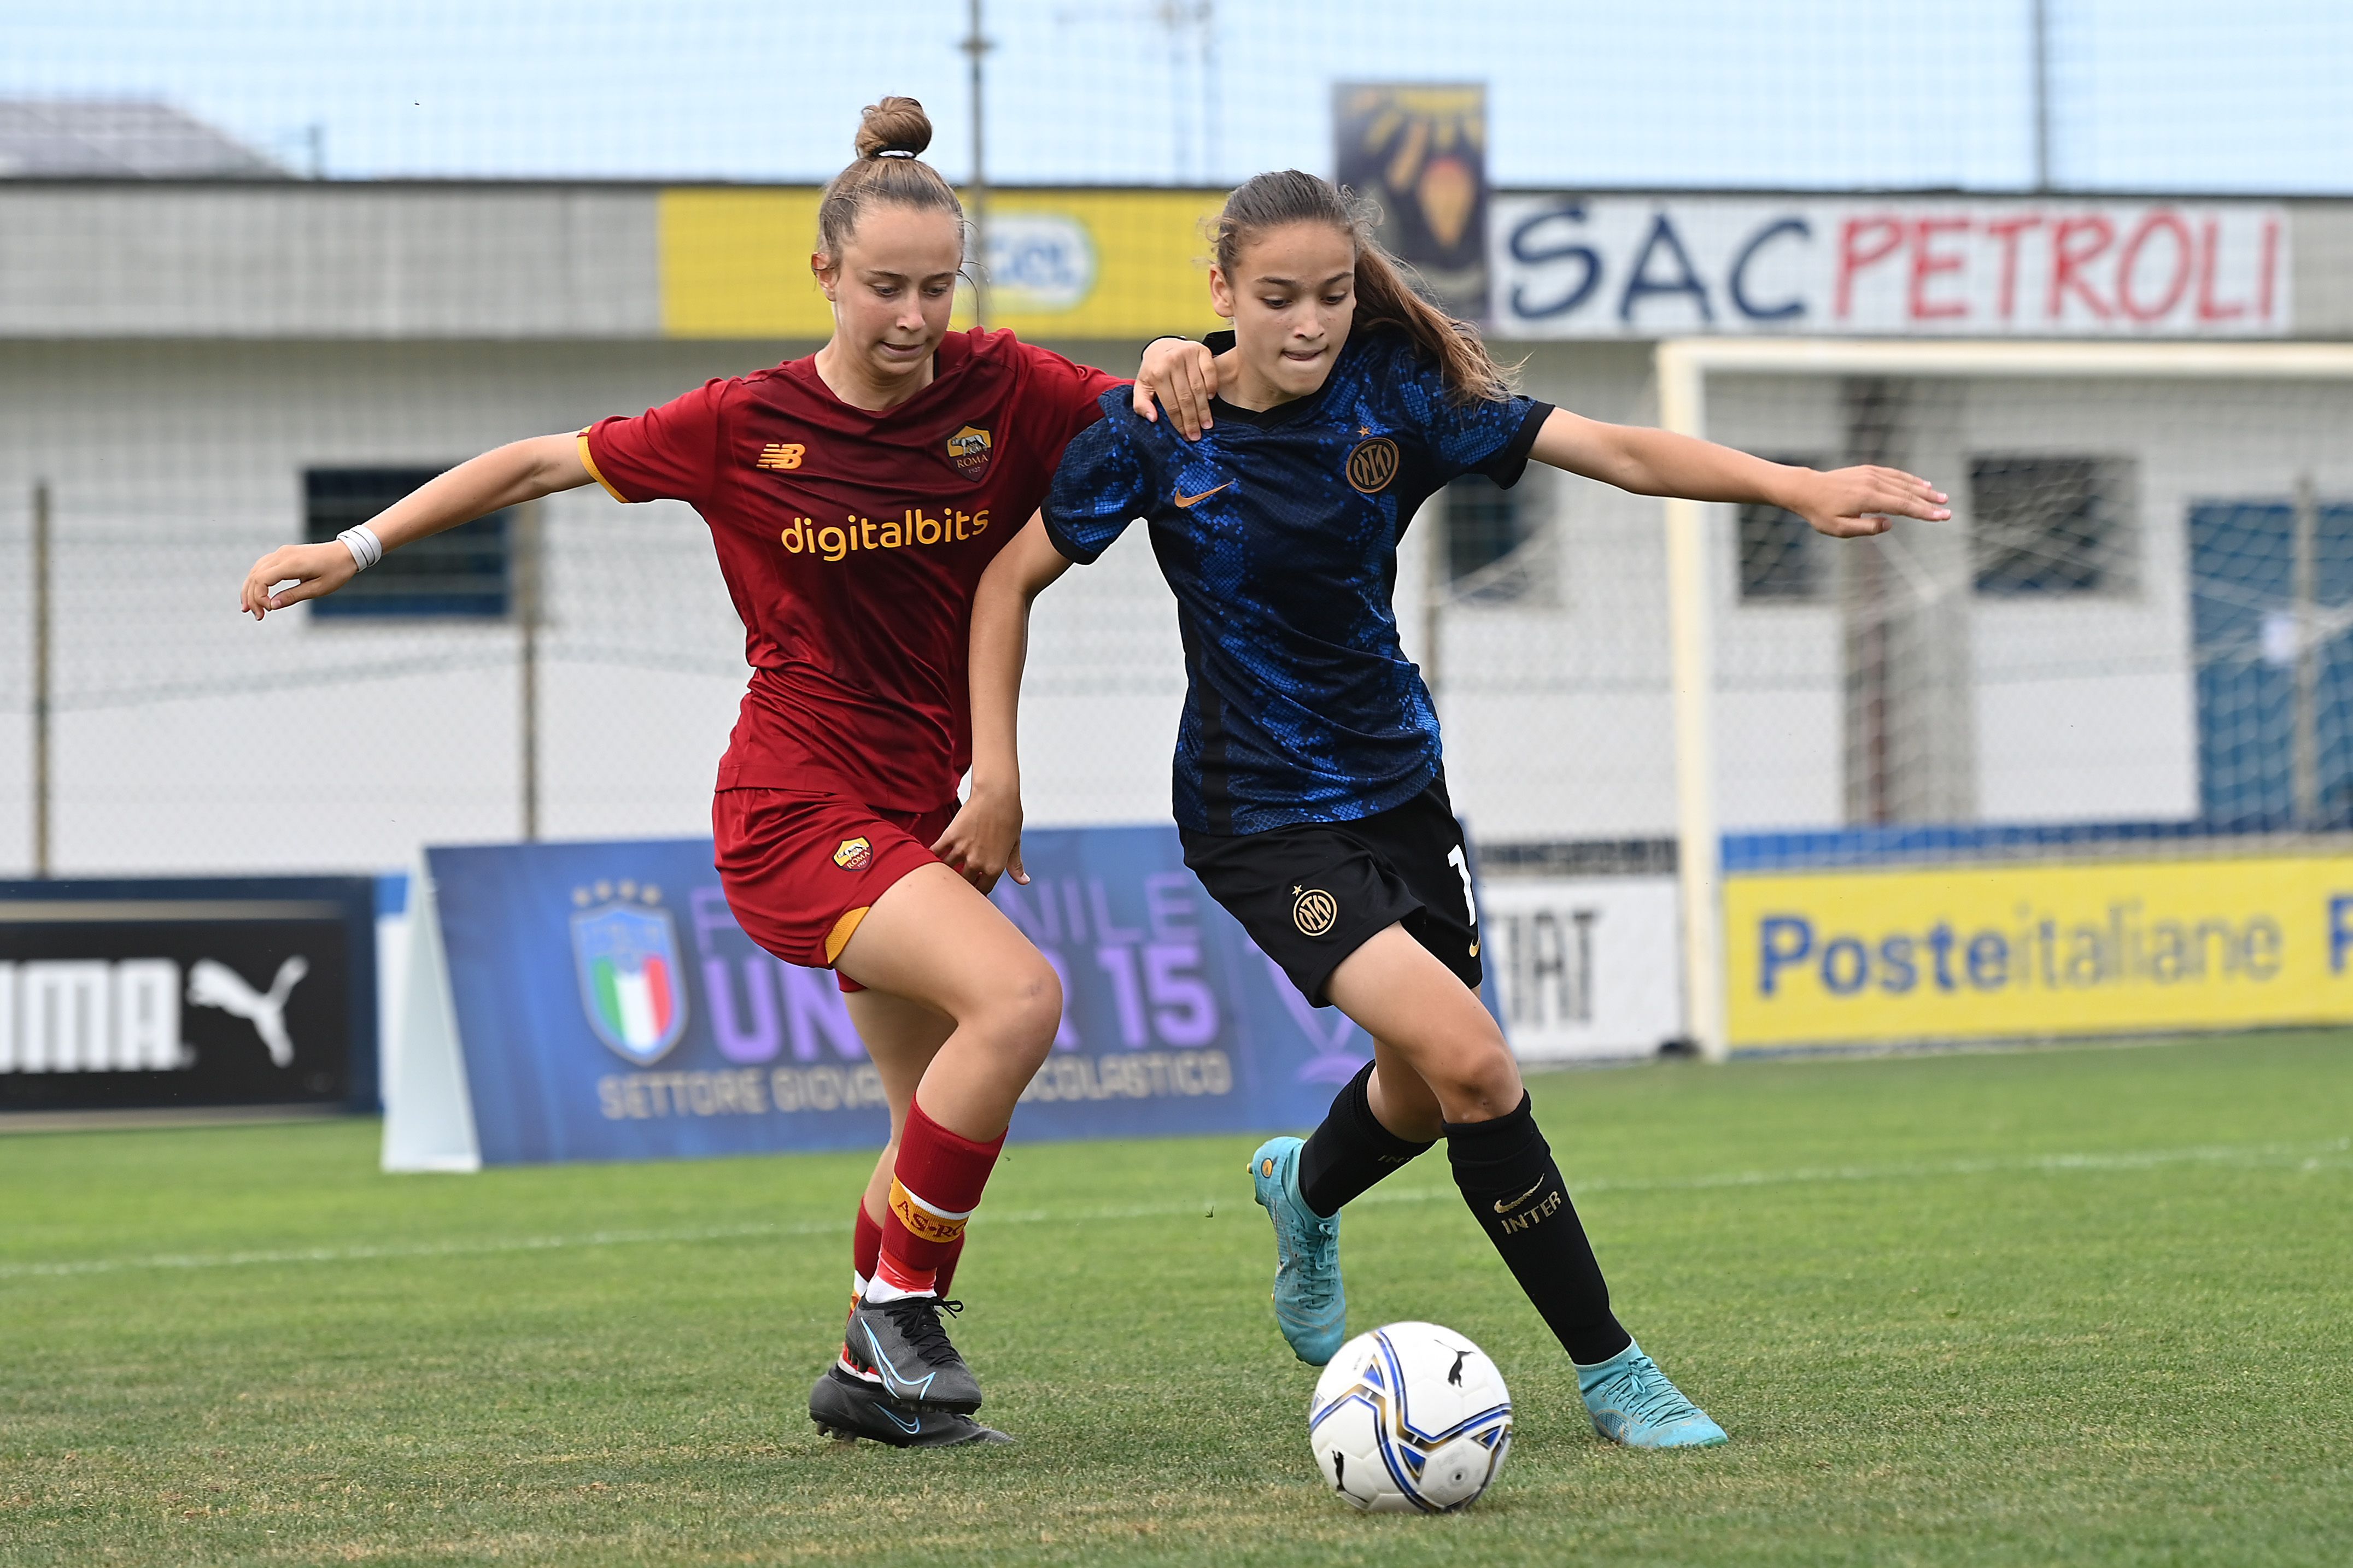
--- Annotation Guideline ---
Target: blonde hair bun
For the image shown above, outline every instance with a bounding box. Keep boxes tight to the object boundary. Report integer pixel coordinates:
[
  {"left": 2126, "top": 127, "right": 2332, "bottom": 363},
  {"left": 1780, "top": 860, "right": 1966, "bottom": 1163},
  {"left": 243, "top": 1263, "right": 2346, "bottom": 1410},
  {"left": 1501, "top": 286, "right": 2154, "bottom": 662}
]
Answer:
[{"left": 854, "top": 97, "right": 933, "bottom": 160}]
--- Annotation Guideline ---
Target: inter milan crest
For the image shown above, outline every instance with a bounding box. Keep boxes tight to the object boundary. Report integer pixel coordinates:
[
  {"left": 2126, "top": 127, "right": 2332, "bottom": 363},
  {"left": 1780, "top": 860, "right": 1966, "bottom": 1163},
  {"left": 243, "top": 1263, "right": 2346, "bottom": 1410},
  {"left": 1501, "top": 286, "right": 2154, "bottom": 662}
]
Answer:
[
  {"left": 1292, "top": 885, "right": 1339, "bottom": 937},
  {"left": 1346, "top": 435, "right": 1400, "bottom": 495},
  {"left": 570, "top": 881, "right": 688, "bottom": 1066},
  {"left": 947, "top": 424, "right": 993, "bottom": 481}
]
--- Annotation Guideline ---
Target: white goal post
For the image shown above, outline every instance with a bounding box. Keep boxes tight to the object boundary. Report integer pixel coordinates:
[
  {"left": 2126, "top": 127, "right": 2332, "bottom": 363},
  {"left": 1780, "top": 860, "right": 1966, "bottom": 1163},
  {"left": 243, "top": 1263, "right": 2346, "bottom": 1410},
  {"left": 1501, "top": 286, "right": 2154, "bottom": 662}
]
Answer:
[{"left": 1657, "top": 337, "right": 2353, "bottom": 1061}]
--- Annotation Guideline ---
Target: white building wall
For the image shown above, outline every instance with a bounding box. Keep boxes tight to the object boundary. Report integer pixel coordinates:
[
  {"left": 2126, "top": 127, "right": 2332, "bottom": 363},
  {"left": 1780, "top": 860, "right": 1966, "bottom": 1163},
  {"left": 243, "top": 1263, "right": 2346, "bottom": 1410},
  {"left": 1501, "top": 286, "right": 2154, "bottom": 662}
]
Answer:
[{"left": 6, "top": 334, "right": 2352, "bottom": 876}]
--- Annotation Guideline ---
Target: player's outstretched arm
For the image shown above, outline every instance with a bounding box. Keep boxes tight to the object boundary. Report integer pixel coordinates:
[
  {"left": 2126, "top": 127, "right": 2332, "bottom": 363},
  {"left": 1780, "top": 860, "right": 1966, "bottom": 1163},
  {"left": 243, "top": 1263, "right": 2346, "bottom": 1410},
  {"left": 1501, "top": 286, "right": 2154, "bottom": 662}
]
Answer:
[
  {"left": 1131, "top": 336, "right": 1220, "bottom": 441},
  {"left": 1527, "top": 408, "right": 1951, "bottom": 538},
  {"left": 238, "top": 433, "right": 594, "bottom": 619},
  {"left": 933, "top": 513, "right": 1077, "bottom": 893}
]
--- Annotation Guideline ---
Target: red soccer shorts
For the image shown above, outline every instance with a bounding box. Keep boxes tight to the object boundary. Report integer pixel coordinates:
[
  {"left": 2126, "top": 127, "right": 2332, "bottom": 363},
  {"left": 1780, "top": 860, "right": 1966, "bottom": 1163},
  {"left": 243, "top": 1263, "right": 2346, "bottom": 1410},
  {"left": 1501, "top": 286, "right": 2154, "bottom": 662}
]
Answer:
[{"left": 712, "top": 788, "right": 958, "bottom": 993}]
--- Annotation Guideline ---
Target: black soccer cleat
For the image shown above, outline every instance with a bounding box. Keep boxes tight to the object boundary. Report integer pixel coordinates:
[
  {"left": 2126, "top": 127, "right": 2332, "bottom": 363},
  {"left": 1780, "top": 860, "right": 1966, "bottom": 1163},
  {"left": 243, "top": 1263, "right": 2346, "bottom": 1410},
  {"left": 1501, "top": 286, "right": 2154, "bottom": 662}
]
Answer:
[
  {"left": 846, "top": 1294, "right": 985, "bottom": 1413},
  {"left": 808, "top": 1365, "right": 1012, "bottom": 1448}
]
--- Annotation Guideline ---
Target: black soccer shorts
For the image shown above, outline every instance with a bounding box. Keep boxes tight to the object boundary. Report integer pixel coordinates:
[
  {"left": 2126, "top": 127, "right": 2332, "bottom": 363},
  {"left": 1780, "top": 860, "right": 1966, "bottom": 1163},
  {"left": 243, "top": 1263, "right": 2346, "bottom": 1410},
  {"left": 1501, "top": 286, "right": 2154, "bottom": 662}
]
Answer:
[{"left": 1180, "top": 775, "right": 1481, "bottom": 1007}]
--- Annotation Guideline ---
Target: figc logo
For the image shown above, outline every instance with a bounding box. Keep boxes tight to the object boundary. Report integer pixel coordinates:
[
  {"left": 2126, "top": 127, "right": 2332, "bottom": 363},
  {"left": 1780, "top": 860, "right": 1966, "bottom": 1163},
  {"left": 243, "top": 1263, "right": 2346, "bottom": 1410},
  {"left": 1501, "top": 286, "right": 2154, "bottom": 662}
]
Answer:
[{"left": 571, "top": 882, "right": 688, "bottom": 1065}]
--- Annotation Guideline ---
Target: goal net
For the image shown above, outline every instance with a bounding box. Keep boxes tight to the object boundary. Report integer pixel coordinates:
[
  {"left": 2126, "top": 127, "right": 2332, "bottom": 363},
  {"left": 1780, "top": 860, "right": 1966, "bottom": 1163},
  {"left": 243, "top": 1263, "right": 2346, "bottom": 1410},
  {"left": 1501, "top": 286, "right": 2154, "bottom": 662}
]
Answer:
[{"left": 1648, "top": 338, "right": 2353, "bottom": 1055}]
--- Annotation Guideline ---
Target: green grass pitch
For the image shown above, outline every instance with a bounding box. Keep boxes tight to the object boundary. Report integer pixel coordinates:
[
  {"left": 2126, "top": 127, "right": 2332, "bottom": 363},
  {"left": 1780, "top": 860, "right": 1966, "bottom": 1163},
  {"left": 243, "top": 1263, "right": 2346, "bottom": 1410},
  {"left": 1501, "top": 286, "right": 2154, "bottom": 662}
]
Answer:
[{"left": 3, "top": 1032, "right": 2349, "bottom": 1566}]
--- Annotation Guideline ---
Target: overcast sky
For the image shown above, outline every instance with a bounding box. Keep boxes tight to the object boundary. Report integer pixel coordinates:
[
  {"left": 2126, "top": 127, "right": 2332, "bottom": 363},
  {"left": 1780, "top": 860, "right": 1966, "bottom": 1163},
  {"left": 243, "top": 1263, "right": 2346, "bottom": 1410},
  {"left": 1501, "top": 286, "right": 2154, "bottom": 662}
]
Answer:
[{"left": 5, "top": 0, "right": 2348, "bottom": 192}]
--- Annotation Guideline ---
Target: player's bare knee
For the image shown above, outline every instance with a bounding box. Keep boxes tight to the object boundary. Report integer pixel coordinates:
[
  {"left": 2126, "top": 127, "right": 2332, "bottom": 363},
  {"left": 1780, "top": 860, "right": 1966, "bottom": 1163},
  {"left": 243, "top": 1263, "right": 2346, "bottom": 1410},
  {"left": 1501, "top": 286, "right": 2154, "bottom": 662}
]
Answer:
[
  {"left": 977, "top": 958, "right": 1062, "bottom": 1068},
  {"left": 1429, "top": 1040, "right": 1521, "bottom": 1122}
]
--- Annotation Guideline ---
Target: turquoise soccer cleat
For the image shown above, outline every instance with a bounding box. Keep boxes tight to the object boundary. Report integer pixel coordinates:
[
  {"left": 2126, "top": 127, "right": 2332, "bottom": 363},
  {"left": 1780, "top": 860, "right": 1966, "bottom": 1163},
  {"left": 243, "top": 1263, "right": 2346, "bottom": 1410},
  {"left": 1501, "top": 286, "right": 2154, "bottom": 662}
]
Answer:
[
  {"left": 1576, "top": 1342, "right": 1729, "bottom": 1448},
  {"left": 1247, "top": 1136, "right": 1346, "bottom": 1366}
]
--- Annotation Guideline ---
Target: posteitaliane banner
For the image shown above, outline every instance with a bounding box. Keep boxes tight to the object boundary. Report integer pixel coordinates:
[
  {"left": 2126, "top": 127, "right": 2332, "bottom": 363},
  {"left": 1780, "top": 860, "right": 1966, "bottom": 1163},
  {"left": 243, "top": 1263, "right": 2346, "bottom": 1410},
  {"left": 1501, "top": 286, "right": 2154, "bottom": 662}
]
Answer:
[
  {"left": 1724, "top": 855, "right": 2353, "bottom": 1048},
  {"left": 1491, "top": 195, "right": 2289, "bottom": 339}
]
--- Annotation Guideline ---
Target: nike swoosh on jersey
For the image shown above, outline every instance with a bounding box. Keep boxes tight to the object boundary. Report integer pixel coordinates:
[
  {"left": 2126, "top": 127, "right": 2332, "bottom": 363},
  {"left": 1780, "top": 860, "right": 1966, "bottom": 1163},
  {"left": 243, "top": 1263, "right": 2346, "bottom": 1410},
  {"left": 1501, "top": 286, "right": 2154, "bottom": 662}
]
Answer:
[
  {"left": 1492, "top": 1177, "right": 1549, "bottom": 1215},
  {"left": 1173, "top": 482, "right": 1232, "bottom": 508}
]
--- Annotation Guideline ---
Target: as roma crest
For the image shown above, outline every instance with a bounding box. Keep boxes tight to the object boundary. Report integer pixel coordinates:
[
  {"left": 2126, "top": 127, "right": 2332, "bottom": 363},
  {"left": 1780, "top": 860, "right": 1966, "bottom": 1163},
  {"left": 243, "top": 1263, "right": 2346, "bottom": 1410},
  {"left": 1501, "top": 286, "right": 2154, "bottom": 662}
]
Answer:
[
  {"left": 1346, "top": 436, "right": 1400, "bottom": 495},
  {"left": 571, "top": 884, "right": 688, "bottom": 1066},
  {"left": 834, "top": 836, "right": 874, "bottom": 871},
  {"left": 947, "top": 424, "right": 993, "bottom": 481}
]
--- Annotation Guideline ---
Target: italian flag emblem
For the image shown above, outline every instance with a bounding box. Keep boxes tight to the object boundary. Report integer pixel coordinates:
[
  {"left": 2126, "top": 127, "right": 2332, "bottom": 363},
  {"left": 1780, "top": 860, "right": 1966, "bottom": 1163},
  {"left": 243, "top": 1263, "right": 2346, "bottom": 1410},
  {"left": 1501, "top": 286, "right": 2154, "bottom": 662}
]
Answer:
[{"left": 570, "top": 889, "right": 689, "bottom": 1065}]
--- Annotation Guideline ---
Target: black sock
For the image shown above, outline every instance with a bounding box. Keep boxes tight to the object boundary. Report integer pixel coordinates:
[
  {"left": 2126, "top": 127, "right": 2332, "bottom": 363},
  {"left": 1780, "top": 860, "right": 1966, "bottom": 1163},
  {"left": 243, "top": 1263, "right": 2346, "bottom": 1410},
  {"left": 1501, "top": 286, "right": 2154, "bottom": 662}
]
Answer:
[
  {"left": 1444, "top": 1094, "right": 1632, "bottom": 1366},
  {"left": 1296, "top": 1061, "right": 1435, "bottom": 1218}
]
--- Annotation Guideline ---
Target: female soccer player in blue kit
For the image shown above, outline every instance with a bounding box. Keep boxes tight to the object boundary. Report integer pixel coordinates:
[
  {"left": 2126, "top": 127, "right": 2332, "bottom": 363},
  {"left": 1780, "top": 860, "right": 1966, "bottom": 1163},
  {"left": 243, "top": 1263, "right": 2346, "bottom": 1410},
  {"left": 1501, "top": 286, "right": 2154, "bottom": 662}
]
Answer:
[{"left": 940, "top": 169, "right": 1949, "bottom": 1449}]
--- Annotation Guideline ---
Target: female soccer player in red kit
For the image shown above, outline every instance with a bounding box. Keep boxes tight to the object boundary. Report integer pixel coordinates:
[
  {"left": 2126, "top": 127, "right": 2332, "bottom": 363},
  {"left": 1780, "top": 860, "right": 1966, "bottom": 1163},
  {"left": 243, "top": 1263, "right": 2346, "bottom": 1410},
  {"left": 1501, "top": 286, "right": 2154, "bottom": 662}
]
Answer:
[{"left": 238, "top": 98, "right": 1203, "bottom": 1449}]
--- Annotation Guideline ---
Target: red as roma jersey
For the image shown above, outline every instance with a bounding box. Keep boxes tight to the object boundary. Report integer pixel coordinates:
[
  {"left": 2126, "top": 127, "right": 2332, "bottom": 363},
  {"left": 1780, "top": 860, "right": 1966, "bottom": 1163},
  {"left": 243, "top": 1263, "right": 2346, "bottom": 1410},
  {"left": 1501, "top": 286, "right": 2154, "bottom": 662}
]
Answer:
[{"left": 581, "top": 329, "right": 1123, "bottom": 811}]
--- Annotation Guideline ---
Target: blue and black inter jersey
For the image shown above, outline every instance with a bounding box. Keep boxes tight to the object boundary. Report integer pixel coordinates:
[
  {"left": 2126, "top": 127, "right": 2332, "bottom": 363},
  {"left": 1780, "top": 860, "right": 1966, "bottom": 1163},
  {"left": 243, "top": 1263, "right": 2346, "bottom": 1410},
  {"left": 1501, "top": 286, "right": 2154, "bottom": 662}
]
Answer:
[{"left": 1043, "top": 327, "right": 1550, "bottom": 836}]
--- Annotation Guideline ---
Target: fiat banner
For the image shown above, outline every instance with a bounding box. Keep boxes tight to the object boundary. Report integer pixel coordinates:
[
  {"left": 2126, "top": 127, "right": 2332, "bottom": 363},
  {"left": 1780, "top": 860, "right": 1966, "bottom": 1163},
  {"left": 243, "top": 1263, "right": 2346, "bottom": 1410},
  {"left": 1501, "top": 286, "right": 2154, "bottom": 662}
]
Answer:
[{"left": 384, "top": 828, "right": 1462, "bottom": 1170}]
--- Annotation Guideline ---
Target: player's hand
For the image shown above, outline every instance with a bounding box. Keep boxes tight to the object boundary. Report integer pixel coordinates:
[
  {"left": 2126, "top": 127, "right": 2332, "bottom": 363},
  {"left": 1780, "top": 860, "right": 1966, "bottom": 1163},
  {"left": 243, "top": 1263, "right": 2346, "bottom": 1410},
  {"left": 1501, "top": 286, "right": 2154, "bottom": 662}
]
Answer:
[
  {"left": 240, "top": 541, "right": 357, "bottom": 619},
  {"left": 1791, "top": 466, "right": 1951, "bottom": 538},
  {"left": 1133, "top": 336, "right": 1217, "bottom": 441},
  {"left": 930, "top": 784, "right": 1027, "bottom": 896}
]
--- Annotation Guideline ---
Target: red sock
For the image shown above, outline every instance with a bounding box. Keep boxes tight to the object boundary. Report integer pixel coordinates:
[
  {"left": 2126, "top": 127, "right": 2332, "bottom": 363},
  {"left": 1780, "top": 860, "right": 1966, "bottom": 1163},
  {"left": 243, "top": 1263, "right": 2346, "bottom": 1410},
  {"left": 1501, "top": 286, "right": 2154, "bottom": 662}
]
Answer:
[
  {"left": 853, "top": 1202, "right": 883, "bottom": 1285},
  {"left": 873, "top": 1097, "right": 1004, "bottom": 1296},
  {"left": 933, "top": 1234, "right": 968, "bottom": 1299}
]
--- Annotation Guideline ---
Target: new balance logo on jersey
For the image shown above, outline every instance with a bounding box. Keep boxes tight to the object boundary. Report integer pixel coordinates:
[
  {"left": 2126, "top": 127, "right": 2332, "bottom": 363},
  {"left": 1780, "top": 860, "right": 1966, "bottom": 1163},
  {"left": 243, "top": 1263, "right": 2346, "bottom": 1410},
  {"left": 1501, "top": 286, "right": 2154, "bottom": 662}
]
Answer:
[{"left": 756, "top": 443, "right": 806, "bottom": 471}]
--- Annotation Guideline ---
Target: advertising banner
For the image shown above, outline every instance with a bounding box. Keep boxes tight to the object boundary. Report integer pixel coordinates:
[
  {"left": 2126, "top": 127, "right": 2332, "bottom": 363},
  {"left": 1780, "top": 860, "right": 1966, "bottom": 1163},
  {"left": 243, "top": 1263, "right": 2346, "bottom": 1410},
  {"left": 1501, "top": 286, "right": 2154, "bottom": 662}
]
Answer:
[
  {"left": 1478, "top": 875, "right": 1682, "bottom": 1060},
  {"left": 386, "top": 827, "right": 1465, "bottom": 1170},
  {"left": 1725, "top": 854, "right": 2353, "bottom": 1048},
  {"left": 1491, "top": 195, "right": 2289, "bottom": 339},
  {"left": 659, "top": 187, "right": 1230, "bottom": 341},
  {"left": 1333, "top": 84, "right": 1490, "bottom": 318},
  {"left": 0, "top": 877, "right": 377, "bottom": 1114}
]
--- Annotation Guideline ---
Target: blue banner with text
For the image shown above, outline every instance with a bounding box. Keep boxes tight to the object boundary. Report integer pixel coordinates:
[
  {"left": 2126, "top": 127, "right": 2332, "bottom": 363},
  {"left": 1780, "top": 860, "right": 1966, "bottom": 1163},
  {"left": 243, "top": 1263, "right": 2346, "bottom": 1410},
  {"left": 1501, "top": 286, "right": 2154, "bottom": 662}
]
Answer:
[{"left": 430, "top": 827, "right": 1385, "bottom": 1165}]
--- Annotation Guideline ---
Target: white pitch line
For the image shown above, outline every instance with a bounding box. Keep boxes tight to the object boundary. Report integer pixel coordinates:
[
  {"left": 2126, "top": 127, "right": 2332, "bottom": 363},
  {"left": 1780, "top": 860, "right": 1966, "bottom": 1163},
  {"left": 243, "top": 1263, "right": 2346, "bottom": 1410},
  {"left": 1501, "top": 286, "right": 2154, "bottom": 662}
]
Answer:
[{"left": 2, "top": 1137, "right": 2343, "bottom": 1283}]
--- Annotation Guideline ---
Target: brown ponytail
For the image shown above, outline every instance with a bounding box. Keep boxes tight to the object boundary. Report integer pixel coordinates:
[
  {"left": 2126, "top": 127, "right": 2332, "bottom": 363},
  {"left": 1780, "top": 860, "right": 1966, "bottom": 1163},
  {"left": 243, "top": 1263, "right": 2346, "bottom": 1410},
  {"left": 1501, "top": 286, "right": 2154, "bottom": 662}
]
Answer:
[
  {"left": 1210, "top": 169, "right": 1515, "bottom": 404},
  {"left": 816, "top": 97, "right": 965, "bottom": 261}
]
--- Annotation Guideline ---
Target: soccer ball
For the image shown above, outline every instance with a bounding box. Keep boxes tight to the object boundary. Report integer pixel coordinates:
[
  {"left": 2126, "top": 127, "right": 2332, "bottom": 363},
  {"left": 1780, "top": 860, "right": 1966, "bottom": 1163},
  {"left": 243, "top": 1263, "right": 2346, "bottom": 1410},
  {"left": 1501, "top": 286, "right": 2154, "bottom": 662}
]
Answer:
[{"left": 1308, "top": 1322, "right": 1512, "bottom": 1513}]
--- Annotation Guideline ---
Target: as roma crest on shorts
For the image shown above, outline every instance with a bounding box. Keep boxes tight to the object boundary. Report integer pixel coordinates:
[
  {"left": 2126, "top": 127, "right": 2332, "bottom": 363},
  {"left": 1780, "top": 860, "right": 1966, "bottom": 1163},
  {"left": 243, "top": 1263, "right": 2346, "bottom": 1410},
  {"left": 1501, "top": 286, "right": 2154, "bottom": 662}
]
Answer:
[
  {"left": 834, "top": 836, "right": 875, "bottom": 872},
  {"left": 1346, "top": 434, "right": 1400, "bottom": 495},
  {"left": 946, "top": 424, "right": 992, "bottom": 481},
  {"left": 570, "top": 882, "right": 688, "bottom": 1066}
]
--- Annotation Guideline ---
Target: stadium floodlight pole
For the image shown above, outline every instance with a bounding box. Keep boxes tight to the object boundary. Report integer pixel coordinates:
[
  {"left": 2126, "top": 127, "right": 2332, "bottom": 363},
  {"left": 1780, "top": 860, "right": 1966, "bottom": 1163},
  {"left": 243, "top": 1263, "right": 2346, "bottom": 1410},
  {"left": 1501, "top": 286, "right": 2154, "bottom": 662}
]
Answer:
[
  {"left": 963, "top": 0, "right": 993, "bottom": 330},
  {"left": 2031, "top": 0, "right": 2053, "bottom": 191},
  {"left": 1657, "top": 335, "right": 2353, "bottom": 1062},
  {"left": 31, "top": 479, "right": 51, "bottom": 878}
]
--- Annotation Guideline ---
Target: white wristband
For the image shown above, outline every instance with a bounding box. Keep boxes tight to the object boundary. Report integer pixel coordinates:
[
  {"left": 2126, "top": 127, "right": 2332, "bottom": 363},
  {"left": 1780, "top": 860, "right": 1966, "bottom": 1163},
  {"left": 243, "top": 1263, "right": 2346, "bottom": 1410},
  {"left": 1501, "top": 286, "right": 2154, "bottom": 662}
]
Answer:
[{"left": 337, "top": 524, "right": 384, "bottom": 572}]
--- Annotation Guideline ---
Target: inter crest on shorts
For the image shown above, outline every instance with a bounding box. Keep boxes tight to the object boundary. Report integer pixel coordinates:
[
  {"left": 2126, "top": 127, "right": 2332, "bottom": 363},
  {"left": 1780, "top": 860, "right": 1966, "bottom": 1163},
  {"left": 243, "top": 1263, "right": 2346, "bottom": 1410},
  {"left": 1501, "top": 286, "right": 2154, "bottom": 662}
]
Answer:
[
  {"left": 1346, "top": 434, "right": 1400, "bottom": 495},
  {"left": 834, "top": 836, "right": 875, "bottom": 871},
  {"left": 1292, "top": 885, "right": 1339, "bottom": 937},
  {"left": 947, "top": 424, "right": 993, "bottom": 480},
  {"left": 570, "top": 884, "right": 687, "bottom": 1065}
]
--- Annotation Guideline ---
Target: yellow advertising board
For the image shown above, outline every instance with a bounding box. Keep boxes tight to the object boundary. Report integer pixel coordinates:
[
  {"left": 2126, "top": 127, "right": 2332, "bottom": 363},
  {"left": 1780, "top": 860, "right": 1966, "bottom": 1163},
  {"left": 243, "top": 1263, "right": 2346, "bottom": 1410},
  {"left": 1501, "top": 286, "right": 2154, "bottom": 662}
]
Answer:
[
  {"left": 659, "top": 187, "right": 1231, "bottom": 340},
  {"left": 1724, "top": 855, "right": 2353, "bottom": 1047}
]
